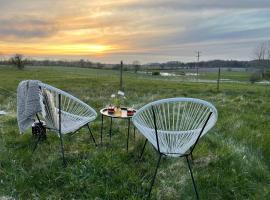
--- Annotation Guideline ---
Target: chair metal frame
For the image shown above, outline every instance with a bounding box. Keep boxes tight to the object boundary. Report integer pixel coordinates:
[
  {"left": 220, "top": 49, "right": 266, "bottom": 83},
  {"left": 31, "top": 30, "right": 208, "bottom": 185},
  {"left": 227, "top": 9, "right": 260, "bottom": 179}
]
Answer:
[
  {"left": 33, "top": 84, "right": 97, "bottom": 167},
  {"left": 133, "top": 98, "right": 217, "bottom": 199}
]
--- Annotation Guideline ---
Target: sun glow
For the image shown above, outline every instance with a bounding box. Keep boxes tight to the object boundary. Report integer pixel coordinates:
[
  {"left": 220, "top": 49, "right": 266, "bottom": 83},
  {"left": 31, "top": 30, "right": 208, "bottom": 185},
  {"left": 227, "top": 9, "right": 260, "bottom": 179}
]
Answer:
[
  {"left": 46, "top": 44, "right": 114, "bottom": 54},
  {"left": 0, "top": 43, "right": 115, "bottom": 56}
]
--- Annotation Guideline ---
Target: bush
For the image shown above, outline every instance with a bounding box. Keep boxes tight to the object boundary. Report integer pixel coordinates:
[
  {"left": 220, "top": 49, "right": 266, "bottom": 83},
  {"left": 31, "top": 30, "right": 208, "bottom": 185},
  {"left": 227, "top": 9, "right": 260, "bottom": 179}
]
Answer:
[
  {"left": 152, "top": 71, "right": 160, "bottom": 76},
  {"left": 249, "top": 72, "right": 261, "bottom": 83},
  {"left": 178, "top": 71, "right": 185, "bottom": 75},
  {"left": 262, "top": 69, "right": 270, "bottom": 80},
  {"left": 10, "top": 54, "right": 26, "bottom": 70}
]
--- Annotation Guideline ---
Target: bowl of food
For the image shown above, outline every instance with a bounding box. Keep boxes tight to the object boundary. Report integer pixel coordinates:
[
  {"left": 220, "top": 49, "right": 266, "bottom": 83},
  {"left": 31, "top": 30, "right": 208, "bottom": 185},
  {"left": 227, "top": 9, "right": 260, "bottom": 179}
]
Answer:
[
  {"left": 108, "top": 106, "right": 115, "bottom": 114},
  {"left": 127, "top": 108, "right": 135, "bottom": 116}
]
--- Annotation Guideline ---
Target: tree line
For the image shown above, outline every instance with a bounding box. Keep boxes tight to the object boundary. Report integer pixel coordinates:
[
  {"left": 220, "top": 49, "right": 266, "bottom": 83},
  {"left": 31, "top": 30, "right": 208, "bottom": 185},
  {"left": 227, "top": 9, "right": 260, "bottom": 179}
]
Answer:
[
  {"left": 1, "top": 41, "right": 269, "bottom": 70},
  {"left": 1, "top": 55, "right": 269, "bottom": 71}
]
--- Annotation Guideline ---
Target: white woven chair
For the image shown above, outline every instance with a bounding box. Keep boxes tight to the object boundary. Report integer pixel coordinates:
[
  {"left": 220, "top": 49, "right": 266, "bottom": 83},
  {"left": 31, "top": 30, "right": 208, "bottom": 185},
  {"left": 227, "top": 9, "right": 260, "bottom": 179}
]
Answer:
[
  {"left": 35, "top": 82, "right": 97, "bottom": 166},
  {"left": 132, "top": 97, "right": 218, "bottom": 199}
]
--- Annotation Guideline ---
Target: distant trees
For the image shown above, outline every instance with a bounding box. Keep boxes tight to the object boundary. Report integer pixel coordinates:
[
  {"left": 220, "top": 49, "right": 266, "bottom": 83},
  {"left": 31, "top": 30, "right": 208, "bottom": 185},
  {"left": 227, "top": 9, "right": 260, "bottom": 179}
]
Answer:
[
  {"left": 262, "top": 70, "right": 270, "bottom": 80},
  {"left": 97, "top": 62, "right": 104, "bottom": 69},
  {"left": 249, "top": 72, "right": 262, "bottom": 83},
  {"left": 10, "top": 54, "right": 26, "bottom": 70},
  {"left": 79, "top": 59, "right": 85, "bottom": 68},
  {"left": 79, "top": 59, "right": 94, "bottom": 68},
  {"left": 152, "top": 71, "right": 160, "bottom": 76},
  {"left": 1, "top": 51, "right": 269, "bottom": 71},
  {"left": 132, "top": 60, "right": 140, "bottom": 73},
  {"left": 0, "top": 52, "right": 3, "bottom": 63},
  {"left": 251, "top": 41, "right": 270, "bottom": 82},
  {"left": 253, "top": 41, "right": 270, "bottom": 61}
]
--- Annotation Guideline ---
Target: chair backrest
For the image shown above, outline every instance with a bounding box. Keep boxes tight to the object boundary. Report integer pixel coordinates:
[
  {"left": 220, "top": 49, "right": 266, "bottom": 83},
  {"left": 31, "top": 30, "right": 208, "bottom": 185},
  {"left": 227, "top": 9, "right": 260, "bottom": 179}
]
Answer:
[
  {"left": 38, "top": 83, "right": 97, "bottom": 132},
  {"left": 132, "top": 98, "right": 218, "bottom": 156}
]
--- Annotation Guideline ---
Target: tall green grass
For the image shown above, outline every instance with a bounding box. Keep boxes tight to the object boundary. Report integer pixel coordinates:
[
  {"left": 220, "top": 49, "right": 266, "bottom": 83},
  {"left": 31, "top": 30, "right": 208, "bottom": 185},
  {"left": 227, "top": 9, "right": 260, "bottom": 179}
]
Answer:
[{"left": 0, "top": 65, "right": 269, "bottom": 199}]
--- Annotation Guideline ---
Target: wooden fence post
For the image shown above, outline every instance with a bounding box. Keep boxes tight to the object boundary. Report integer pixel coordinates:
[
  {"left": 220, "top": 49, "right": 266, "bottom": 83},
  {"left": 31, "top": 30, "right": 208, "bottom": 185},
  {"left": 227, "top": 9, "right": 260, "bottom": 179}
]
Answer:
[
  {"left": 217, "top": 67, "right": 221, "bottom": 91},
  {"left": 120, "top": 61, "right": 123, "bottom": 91}
]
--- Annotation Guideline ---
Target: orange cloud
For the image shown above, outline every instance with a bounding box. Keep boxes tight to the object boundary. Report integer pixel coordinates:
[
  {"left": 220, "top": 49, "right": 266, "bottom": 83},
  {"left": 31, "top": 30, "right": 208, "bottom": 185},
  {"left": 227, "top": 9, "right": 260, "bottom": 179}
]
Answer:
[
  {"left": 0, "top": 42, "right": 116, "bottom": 56},
  {"left": 0, "top": 0, "right": 268, "bottom": 63}
]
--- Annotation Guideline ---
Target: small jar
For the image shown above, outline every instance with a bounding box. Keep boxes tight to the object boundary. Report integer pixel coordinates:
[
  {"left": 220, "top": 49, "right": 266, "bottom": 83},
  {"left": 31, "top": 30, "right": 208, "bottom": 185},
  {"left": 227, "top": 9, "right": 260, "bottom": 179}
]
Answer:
[{"left": 108, "top": 106, "right": 115, "bottom": 114}]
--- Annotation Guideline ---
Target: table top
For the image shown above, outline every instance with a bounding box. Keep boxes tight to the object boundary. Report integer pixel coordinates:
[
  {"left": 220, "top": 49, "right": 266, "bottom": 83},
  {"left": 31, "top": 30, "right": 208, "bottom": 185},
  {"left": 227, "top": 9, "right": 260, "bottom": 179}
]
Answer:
[{"left": 100, "top": 107, "right": 136, "bottom": 119}]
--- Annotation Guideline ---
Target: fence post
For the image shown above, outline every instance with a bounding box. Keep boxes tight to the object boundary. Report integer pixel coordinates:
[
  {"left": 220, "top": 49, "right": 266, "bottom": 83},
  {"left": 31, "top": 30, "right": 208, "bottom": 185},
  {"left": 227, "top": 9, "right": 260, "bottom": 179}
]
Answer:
[
  {"left": 196, "top": 67, "right": 198, "bottom": 82},
  {"left": 120, "top": 61, "right": 123, "bottom": 91},
  {"left": 217, "top": 67, "right": 221, "bottom": 91}
]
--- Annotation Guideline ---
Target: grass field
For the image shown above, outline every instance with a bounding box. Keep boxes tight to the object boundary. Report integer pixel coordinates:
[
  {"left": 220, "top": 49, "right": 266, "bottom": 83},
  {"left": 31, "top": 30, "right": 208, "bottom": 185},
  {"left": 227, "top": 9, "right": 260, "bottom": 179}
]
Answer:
[
  {"left": 0, "top": 65, "right": 269, "bottom": 199},
  {"left": 198, "top": 71, "right": 252, "bottom": 81},
  {"left": 138, "top": 69, "right": 252, "bottom": 83}
]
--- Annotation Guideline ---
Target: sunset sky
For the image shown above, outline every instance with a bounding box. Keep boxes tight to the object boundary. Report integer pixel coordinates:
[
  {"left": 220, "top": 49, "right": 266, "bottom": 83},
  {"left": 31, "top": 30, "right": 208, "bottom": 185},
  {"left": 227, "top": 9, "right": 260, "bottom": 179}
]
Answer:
[{"left": 0, "top": 0, "right": 270, "bottom": 63}]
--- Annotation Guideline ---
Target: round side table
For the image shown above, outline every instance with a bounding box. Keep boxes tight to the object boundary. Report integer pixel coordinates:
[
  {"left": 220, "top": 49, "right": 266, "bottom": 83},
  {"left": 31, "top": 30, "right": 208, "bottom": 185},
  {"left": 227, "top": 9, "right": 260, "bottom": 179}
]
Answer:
[{"left": 100, "top": 107, "right": 136, "bottom": 151}]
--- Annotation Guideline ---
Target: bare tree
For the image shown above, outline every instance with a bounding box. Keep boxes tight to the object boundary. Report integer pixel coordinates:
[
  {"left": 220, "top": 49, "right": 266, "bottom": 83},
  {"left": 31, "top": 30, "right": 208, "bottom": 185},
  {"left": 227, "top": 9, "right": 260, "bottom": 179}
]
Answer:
[
  {"left": 10, "top": 54, "right": 25, "bottom": 70},
  {"left": 253, "top": 41, "right": 270, "bottom": 80},
  {"left": 254, "top": 41, "right": 270, "bottom": 61},
  {"left": 267, "top": 41, "right": 270, "bottom": 62},
  {"left": 254, "top": 42, "right": 266, "bottom": 60}
]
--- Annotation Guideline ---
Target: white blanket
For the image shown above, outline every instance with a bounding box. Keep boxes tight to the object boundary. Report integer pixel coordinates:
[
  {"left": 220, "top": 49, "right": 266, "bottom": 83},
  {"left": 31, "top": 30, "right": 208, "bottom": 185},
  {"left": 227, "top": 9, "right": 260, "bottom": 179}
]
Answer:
[{"left": 17, "top": 80, "right": 42, "bottom": 133}]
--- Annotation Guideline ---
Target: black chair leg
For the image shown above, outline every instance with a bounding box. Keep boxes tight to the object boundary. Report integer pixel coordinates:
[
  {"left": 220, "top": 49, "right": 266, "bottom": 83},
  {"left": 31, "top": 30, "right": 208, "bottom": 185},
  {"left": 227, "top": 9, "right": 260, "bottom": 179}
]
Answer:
[
  {"left": 59, "top": 132, "right": 67, "bottom": 167},
  {"left": 32, "top": 124, "right": 46, "bottom": 153},
  {"left": 32, "top": 134, "right": 42, "bottom": 152},
  {"left": 147, "top": 154, "right": 162, "bottom": 199},
  {"left": 186, "top": 156, "right": 199, "bottom": 200},
  {"left": 100, "top": 115, "right": 104, "bottom": 145},
  {"left": 109, "top": 117, "right": 113, "bottom": 141},
  {"left": 127, "top": 118, "right": 131, "bottom": 151},
  {"left": 133, "top": 126, "right": 136, "bottom": 140},
  {"left": 58, "top": 94, "right": 67, "bottom": 167},
  {"left": 139, "top": 139, "right": 148, "bottom": 160},
  {"left": 190, "top": 152, "right": 194, "bottom": 161},
  {"left": 87, "top": 124, "right": 97, "bottom": 146}
]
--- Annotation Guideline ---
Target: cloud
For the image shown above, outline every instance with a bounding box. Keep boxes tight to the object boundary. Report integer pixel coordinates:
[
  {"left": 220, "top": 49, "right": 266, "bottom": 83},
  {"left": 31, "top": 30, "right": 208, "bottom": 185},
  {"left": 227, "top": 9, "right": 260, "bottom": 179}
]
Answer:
[
  {"left": 0, "top": 0, "right": 270, "bottom": 63},
  {"left": 0, "top": 16, "right": 58, "bottom": 40},
  {"left": 108, "top": 0, "right": 270, "bottom": 11}
]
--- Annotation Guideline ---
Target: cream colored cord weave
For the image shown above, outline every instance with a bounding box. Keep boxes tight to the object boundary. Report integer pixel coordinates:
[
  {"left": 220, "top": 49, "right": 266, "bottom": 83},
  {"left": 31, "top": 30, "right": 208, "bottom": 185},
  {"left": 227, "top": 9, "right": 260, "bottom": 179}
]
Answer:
[
  {"left": 132, "top": 98, "right": 217, "bottom": 156},
  {"left": 39, "top": 83, "right": 97, "bottom": 135}
]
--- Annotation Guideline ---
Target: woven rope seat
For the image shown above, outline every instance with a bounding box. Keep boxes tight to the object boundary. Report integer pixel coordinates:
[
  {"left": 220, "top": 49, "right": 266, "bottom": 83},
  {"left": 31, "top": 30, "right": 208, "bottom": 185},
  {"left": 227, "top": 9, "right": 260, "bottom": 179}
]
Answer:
[
  {"left": 39, "top": 83, "right": 97, "bottom": 134},
  {"left": 132, "top": 97, "right": 217, "bottom": 157},
  {"left": 31, "top": 82, "right": 98, "bottom": 166},
  {"left": 132, "top": 97, "right": 218, "bottom": 199}
]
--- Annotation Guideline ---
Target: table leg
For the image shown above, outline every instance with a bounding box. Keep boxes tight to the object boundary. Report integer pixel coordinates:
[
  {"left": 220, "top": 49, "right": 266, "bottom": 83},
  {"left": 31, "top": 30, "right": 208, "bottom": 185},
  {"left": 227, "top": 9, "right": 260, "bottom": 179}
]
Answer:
[
  {"left": 109, "top": 117, "right": 113, "bottom": 141},
  {"left": 100, "top": 115, "right": 104, "bottom": 145},
  {"left": 127, "top": 118, "right": 130, "bottom": 151},
  {"left": 133, "top": 126, "right": 136, "bottom": 140}
]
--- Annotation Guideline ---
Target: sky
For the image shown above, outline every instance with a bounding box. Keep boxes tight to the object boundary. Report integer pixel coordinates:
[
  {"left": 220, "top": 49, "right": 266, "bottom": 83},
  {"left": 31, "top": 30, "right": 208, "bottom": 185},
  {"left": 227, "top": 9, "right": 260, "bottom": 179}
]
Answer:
[{"left": 0, "top": 0, "right": 270, "bottom": 64}]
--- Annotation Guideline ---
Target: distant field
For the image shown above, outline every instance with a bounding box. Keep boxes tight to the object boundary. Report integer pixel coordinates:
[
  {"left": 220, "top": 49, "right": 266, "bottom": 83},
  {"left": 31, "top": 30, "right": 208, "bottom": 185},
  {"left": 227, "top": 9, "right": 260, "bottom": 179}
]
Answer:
[
  {"left": 198, "top": 70, "right": 252, "bottom": 81},
  {"left": 137, "top": 68, "right": 253, "bottom": 82},
  {"left": 0, "top": 65, "right": 269, "bottom": 199}
]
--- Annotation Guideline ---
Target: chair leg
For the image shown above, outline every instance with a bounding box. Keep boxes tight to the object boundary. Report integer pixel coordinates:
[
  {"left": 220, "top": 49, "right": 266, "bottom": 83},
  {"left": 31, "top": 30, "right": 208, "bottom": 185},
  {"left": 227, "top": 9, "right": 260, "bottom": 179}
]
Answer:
[
  {"left": 139, "top": 139, "right": 148, "bottom": 160},
  {"left": 186, "top": 156, "right": 199, "bottom": 200},
  {"left": 109, "top": 117, "right": 113, "bottom": 141},
  {"left": 100, "top": 115, "right": 104, "bottom": 145},
  {"left": 59, "top": 132, "right": 67, "bottom": 167},
  {"left": 188, "top": 151, "right": 194, "bottom": 163},
  {"left": 147, "top": 154, "right": 162, "bottom": 199},
  {"left": 32, "top": 133, "right": 42, "bottom": 153},
  {"left": 127, "top": 118, "right": 130, "bottom": 151},
  {"left": 87, "top": 124, "right": 97, "bottom": 146},
  {"left": 58, "top": 94, "right": 66, "bottom": 167},
  {"left": 133, "top": 126, "right": 136, "bottom": 140},
  {"left": 32, "top": 124, "right": 46, "bottom": 152},
  {"left": 190, "top": 152, "right": 194, "bottom": 161}
]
